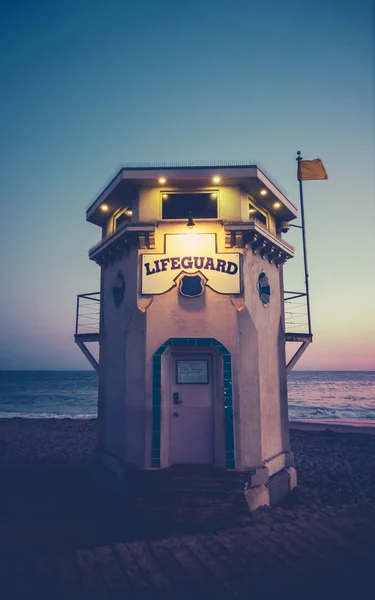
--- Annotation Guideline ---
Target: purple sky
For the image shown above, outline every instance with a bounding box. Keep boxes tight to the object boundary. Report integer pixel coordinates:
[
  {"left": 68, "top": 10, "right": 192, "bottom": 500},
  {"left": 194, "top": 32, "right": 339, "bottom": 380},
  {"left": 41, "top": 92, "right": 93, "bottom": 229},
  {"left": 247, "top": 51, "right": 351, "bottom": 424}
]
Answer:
[{"left": 0, "top": 0, "right": 374, "bottom": 370}]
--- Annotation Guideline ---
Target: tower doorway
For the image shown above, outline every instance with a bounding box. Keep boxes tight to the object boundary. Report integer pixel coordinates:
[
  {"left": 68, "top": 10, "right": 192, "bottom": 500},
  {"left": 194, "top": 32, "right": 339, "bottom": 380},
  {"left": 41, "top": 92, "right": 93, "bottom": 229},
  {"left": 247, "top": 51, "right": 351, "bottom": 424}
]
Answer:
[{"left": 170, "top": 355, "right": 214, "bottom": 464}]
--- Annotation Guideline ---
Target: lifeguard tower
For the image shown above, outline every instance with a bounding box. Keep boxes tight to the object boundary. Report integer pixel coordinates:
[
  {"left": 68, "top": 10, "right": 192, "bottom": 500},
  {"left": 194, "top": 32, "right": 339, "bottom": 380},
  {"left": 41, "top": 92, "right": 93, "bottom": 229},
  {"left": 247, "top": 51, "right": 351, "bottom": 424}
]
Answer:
[{"left": 75, "top": 163, "right": 307, "bottom": 509}]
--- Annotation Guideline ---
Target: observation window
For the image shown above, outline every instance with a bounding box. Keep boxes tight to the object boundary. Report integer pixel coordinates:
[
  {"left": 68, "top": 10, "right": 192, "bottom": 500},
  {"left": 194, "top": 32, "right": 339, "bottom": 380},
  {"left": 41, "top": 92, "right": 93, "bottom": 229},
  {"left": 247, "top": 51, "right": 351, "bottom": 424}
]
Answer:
[
  {"left": 114, "top": 208, "right": 132, "bottom": 230},
  {"left": 162, "top": 192, "right": 218, "bottom": 219},
  {"left": 249, "top": 201, "right": 268, "bottom": 227}
]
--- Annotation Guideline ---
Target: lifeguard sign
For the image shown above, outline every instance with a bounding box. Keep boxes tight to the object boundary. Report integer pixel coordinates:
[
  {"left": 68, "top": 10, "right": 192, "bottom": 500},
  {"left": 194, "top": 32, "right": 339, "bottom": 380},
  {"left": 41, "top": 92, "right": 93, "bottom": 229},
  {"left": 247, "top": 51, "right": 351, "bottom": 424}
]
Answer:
[{"left": 141, "top": 233, "right": 240, "bottom": 295}]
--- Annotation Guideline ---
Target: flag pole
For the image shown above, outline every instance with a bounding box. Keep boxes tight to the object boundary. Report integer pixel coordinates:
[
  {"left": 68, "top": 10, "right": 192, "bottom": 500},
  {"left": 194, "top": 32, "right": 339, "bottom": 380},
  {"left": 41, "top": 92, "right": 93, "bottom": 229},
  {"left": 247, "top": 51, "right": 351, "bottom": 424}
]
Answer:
[{"left": 296, "top": 151, "right": 312, "bottom": 336}]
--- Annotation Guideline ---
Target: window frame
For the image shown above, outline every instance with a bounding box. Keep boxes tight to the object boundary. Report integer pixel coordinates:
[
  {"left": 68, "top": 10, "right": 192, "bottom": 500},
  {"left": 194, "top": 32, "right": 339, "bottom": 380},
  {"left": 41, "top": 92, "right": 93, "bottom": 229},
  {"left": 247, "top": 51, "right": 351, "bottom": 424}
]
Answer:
[
  {"left": 160, "top": 189, "right": 220, "bottom": 221},
  {"left": 248, "top": 197, "right": 269, "bottom": 229},
  {"left": 113, "top": 206, "right": 133, "bottom": 231}
]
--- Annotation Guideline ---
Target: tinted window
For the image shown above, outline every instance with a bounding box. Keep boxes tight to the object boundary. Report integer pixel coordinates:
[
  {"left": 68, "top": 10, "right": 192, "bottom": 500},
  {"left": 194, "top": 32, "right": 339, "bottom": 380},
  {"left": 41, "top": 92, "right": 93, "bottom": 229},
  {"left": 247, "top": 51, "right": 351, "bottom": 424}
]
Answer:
[
  {"left": 249, "top": 202, "right": 267, "bottom": 226},
  {"left": 162, "top": 193, "right": 218, "bottom": 219},
  {"left": 115, "top": 212, "right": 131, "bottom": 229}
]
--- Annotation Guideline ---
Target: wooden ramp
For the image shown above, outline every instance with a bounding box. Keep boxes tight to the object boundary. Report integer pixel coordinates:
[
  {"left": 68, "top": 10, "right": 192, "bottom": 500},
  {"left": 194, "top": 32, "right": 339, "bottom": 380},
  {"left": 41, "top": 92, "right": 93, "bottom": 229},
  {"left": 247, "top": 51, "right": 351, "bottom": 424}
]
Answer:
[{"left": 3, "top": 508, "right": 375, "bottom": 599}]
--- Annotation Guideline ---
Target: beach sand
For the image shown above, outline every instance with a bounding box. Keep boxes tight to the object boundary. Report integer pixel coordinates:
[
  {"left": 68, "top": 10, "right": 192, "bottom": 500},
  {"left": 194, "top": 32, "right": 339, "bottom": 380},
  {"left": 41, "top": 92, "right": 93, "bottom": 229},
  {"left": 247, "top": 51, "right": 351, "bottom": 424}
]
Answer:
[
  {"left": 2, "top": 416, "right": 375, "bottom": 466},
  {"left": 1, "top": 417, "right": 375, "bottom": 540},
  {"left": 1, "top": 418, "right": 375, "bottom": 597}
]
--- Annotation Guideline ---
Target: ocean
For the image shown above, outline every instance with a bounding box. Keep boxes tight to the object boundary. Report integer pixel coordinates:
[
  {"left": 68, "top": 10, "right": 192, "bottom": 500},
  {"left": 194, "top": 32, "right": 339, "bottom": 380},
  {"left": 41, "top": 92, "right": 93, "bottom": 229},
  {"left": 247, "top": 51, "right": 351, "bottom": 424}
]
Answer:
[{"left": 0, "top": 371, "right": 374, "bottom": 421}]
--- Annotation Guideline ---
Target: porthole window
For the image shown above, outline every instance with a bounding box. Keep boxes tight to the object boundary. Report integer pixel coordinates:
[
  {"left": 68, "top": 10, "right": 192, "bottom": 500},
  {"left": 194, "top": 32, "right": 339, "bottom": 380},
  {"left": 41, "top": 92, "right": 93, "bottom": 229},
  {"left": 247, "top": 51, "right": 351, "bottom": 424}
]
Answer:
[{"left": 257, "top": 272, "right": 271, "bottom": 306}]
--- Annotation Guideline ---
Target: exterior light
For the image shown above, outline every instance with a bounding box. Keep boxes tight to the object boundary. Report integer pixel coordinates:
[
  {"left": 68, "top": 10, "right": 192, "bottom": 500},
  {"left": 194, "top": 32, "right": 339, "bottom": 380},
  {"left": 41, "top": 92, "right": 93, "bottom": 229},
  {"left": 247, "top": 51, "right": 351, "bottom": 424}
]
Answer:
[
  {"left": 187, "top": 211, "right": 195, "bottom": 229},
  {"left": 210, "top": 193, "right": 217, "bottom": 199},
  {"left": 213, "top": 176, "right": 221, "bottom": 184},
  {"left": 273, "top": 202, "right": 281, "bottom": 209},
  {"left": 162, "top": 193, "right": 168, "bottom": 199},
  {"left": 125, "top": 209, "right": 133, "bottom": 216},
  {"left": 158, "top": 177, "right": 166, "bottom": 184},
  {"left": 260, "top": 189, "right": 267, "bottom": 196},
  {"left": 249, "top": 208, "right": 256, "bottom": 213},
  {"left": 100, "top": 204, "right": 109, "bottom": 212}
]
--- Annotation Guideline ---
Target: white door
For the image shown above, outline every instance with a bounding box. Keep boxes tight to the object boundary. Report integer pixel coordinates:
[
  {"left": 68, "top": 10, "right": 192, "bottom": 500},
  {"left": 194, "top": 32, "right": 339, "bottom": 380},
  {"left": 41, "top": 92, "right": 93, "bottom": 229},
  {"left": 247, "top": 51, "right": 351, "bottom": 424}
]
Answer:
[{"left": 170, "top": 355, "right": 214, "bottom": 465}]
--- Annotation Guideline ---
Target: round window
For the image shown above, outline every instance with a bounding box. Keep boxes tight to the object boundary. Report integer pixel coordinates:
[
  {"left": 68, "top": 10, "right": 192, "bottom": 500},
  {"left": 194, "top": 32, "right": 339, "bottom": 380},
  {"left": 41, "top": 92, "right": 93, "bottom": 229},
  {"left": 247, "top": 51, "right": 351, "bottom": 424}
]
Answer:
[{"left": 257, "top": 272, "right": 270, "bottom": 306}]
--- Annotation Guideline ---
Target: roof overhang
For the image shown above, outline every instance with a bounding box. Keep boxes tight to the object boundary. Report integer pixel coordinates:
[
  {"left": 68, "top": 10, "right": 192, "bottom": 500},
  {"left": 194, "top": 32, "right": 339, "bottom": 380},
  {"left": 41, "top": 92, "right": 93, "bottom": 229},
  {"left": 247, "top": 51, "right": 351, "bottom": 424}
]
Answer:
[{"left": 86, "top": 165, "right": 298, "bottom": 226}]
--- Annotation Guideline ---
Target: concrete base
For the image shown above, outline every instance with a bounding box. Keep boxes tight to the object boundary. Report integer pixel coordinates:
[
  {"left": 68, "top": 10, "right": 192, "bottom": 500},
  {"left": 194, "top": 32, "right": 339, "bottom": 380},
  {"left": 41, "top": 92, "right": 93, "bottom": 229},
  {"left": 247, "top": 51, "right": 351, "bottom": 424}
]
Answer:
[
  {"left": 91, "top": 449, "right": 128, "bottom": 493},
  {"left": 268, "top": 467, "right": 292, "bottom": 506},
  {"left": 244, "top": 484, "right": 270, "bottom": 511},
  {"left": 244, "top": 466, "right": 297, "bottom": 510},
  {"left": 286, "top": 466, "right": 297, "bottom": 491}
]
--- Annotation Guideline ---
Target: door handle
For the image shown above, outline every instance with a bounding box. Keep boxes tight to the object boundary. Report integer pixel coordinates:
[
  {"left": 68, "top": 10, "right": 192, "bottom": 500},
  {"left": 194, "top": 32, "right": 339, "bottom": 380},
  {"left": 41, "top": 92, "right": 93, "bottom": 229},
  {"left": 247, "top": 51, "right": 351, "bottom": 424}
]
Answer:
[
  {"left": 173, "top": 412, "right": 179, "bottom": 417},
  {"left": 173, "top": 392, "right": 183, "bottom": 405}
]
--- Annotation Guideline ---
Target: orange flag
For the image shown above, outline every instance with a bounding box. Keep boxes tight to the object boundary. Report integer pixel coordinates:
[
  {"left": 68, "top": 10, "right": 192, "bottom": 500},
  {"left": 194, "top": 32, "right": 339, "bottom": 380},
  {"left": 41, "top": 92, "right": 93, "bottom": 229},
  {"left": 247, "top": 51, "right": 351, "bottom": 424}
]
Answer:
[{"left": 298, "top": 159, "right": 328, "bottom": 181}]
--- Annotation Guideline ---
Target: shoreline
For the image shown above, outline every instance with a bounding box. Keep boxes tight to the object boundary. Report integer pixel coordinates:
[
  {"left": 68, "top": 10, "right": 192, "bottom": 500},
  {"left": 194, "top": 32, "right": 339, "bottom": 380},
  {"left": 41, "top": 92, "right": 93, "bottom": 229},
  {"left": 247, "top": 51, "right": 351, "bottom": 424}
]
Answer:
[
  {"left": 290, "top": 417, "right": 375, "bottom": 434},
  {"left": 2, "top": 415, "right": 375, "bottom": 433},
  {"left": 1, "top": 417, "right": 375, "bottom": 470}
]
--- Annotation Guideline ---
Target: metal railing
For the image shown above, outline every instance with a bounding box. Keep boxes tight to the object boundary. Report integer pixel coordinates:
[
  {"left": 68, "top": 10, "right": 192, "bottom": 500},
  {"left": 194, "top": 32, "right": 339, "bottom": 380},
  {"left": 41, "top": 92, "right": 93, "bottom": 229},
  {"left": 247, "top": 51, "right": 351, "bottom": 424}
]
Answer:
[
  {"left": 74, "top": 290, "right": 309, "bottom": 338},
  {"left": 75, "top": 292, "right": 100, "bottom": 336},
  {"left": 284, "top": 291, "right": 309, "bottom": 335}
]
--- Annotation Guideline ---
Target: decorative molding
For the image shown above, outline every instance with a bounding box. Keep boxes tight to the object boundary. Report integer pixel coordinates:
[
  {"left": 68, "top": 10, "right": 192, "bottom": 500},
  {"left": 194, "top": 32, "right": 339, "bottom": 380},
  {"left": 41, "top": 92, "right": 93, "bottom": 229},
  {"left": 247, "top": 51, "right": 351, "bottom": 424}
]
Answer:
[
  {"left": 252, "top": 238, "right": 267, "bottom": 255},
  {"left": 137, "top": 297, "right": 153, "bottom": 312},
  {"left": 267, "top": 247, "right": 281, "bottom": 263},
  {"left": 230, "top": 296, "right": 246, "bottom": 311},
  {"left": 148, "top": 232, "right": 156, "bottom": 249},
  {"left": 224, "top": 222, "right": 294, "bottom": 268},
  {"left": 89, "top": 223, "right": 157, "bottom": 268},
  {"left": 138, "top": 231, "right": 155, "bottom": 250},
  {"left": 234, "top": 231, "right": 243, "bottom": 248},
  {"left": 276, "top": 254, "right": 288, "bottom": 267},
  {"left": 225, "top": 231, "right": 233, "bottom": 248},
  {"left": 260, "top": 242, "right": 274, "bottom": 260},
  {"left": 138, "top": 234, "right": 147, "bottom": 250}
]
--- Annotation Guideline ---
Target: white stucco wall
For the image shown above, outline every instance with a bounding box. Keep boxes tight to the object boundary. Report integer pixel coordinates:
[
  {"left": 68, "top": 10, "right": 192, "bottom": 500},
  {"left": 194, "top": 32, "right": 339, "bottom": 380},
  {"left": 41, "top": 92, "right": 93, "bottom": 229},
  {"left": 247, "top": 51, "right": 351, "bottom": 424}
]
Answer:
[
  {"left": 140, "top": 222, "right": 290, "bottom": 469},
  {"left": 242, "top": 248, "right": 290, "bottom": 463},
  {"left": 96, "top": 191, "right": 291, "bottom": 473},
  {"left": 98, "top": 247, "right": 147, "bottom": 467}
]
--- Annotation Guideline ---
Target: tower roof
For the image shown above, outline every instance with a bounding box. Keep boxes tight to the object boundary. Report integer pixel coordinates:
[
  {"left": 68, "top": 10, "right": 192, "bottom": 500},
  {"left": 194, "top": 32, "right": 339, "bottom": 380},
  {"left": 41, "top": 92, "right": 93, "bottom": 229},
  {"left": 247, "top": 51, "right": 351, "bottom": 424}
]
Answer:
[{"left": 86, "top": 163, "right": 297, "bottom": 226}]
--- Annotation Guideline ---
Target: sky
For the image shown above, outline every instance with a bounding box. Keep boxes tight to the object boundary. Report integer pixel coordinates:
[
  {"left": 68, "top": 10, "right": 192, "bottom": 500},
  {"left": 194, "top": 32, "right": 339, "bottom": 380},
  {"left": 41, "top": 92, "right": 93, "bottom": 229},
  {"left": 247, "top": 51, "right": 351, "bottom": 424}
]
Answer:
[{"left": 0, "top": 0, "right": 374, "bottom": 371}]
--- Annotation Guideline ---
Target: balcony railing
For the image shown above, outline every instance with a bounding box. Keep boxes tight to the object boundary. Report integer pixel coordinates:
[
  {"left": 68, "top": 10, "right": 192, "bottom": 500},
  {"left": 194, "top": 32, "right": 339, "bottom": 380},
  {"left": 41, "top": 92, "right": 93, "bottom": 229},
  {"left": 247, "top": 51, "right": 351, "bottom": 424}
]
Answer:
[
  {"left": 284, "top": 291, "right": 309, "bottom": 335},
  {"left": 75, "top": 290, "right": 309, "bottom": 339},
  {"left": 75, "top": 292, "right": 100, "bottom": 337}
]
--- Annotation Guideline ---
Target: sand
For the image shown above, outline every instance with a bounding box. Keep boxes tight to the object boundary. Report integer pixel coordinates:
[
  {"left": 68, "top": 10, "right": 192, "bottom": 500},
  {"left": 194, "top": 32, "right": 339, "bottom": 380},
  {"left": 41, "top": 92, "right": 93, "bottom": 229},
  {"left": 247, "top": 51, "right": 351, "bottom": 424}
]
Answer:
[
  {"left": 0, "top": 417, "right": 96, "bottom": 467},
  {"left": 1, "top": 418, "right": 375, "bottom": 599},
  {"left": 1, "top": 417, "right": 375, "bottom": 559},
  {"left": 2, "top": 416, "right": 375, "bottom": 467}
]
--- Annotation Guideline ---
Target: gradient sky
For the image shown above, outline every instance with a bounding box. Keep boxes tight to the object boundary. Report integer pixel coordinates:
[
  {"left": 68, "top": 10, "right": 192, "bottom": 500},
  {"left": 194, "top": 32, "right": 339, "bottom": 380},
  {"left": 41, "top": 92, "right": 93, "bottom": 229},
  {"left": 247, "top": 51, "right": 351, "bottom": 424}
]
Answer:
[{"left": 0, "top": 0, "right": 374, "bottom": 370}]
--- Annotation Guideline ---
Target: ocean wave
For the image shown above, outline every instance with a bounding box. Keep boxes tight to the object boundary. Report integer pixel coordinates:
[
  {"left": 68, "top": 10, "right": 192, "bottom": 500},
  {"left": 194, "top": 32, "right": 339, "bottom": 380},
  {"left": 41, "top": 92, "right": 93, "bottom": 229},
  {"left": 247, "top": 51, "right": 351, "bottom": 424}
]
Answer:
[
  {"left": 1, "top": 371, "right": 374, "bottom": 421},
  {"left": 0, "top": 412, "right": 97, "bottom": 419},
  {"left": 288, "top": 406, "right": 375, "bottom": 419}
]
